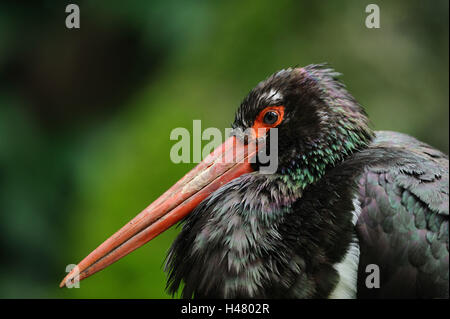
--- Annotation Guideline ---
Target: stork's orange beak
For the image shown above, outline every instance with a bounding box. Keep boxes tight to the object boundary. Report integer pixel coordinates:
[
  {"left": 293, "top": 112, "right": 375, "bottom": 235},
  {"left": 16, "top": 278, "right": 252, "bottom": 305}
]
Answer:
[{"left": 59, "top": 136, "right": 257, "bottom": 288}]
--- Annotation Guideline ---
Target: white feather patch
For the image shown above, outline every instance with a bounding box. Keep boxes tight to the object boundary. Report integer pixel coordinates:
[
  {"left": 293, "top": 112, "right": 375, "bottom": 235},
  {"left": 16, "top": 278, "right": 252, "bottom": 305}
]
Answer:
[
  {"left": 328, "top": 196, "right": 361, "bottom": 299},
  {"left": 260, "top": 89, "right": 283, "bottom": 104}
]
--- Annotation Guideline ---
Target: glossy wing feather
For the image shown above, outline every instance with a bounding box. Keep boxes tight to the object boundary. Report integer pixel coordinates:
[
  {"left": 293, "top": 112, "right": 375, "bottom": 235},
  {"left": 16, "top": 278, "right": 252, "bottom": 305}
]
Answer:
[{"left": 355, "top": 131, "right": 448, "bottom": 298}]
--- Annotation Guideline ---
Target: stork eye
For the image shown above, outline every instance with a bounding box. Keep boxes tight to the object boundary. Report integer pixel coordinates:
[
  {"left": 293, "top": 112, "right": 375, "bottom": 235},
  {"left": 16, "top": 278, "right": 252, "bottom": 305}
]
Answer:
[
  {"left": 263, "top": 111, "right": 279, "bottom": 124},
  {"left": 252, "top": 106, "right": 285, "bottom": 136}
]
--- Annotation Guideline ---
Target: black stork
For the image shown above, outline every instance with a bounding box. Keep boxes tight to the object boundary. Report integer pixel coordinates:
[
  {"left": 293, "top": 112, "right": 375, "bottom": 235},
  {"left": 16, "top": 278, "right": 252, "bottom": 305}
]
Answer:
[{"left": 60, "top": 64, "right": 449, "bottom": 298}]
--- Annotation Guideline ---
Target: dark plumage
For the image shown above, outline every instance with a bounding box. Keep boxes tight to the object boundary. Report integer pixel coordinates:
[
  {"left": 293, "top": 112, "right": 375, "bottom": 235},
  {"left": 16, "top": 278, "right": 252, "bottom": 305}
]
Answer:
[{"left": 165, "top": 65, "right": 449, "bottom": 298}]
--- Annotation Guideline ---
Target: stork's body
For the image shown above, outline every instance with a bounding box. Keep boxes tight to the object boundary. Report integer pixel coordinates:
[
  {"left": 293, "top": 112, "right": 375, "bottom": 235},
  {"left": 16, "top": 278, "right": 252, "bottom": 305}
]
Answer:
[
  {"left": 167, "top": 130, "right": 449, "bottom": 298},
  {"left": 61, "top": 65, "right": 449, "bottom": 299}
]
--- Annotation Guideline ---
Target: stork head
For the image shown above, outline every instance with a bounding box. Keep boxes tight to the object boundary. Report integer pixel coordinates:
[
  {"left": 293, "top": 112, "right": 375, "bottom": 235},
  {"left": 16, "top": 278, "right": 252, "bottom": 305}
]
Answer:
[{"left": 59, "top": 64, "right": 373, "bottom": 288}]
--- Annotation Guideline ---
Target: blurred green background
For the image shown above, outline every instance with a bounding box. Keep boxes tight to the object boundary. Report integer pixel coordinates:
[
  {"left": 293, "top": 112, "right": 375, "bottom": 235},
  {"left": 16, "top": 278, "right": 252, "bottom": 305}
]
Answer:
[{"left": 0, "top": 0, "right": 448, "bottom": 298}]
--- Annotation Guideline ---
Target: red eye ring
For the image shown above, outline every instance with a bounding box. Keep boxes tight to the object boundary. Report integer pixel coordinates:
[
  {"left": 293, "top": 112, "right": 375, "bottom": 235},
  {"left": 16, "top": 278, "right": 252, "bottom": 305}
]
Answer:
[{"left": 251, "top": 106, "right": 285, "bottom": 137}]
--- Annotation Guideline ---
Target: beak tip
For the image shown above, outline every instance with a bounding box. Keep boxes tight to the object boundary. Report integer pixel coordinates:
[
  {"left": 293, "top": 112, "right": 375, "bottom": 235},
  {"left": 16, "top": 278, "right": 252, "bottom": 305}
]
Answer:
[{"left": 59, "top": 273, "right": 72, "bottom": 288}]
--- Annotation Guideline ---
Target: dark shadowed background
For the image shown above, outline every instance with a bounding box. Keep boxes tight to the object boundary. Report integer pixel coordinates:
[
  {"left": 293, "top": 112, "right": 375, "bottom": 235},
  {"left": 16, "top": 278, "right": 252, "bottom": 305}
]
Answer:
[{"left": 0, "top": 0, "right": 448, "bottom": 298}]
